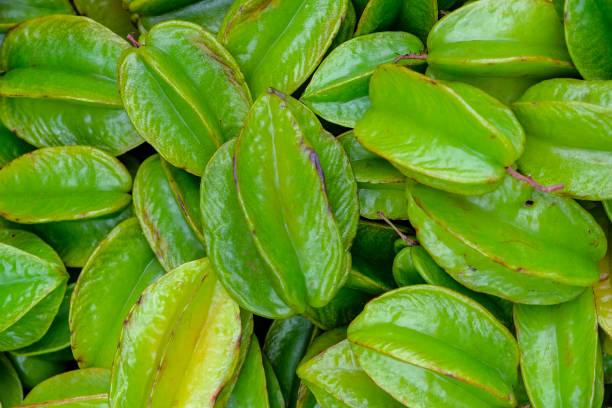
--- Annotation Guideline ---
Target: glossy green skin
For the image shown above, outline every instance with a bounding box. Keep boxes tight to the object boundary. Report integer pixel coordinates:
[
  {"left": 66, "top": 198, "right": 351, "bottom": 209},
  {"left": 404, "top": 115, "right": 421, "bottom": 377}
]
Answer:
[
  {"left": 298, "top": 339, "right": 403, "bottom": 408},
  {"left": 124, "top": 0, "right": 198, "bottom": 14},
  {"left": 0, "top": 146, "right": 132, "bottom": 223},
  {"left": 134, "top": 155, "right": 206, "bottom": 272},
  {"left": 407, "top": 175, "right": 606, "bottom": 304},
  {"left": 0, "top": 0, "right": 74, "bottom": 32},
  {"left": 302, "top": 32, "right": 424, "bottom": 128},
  {"left": 227, "top": 335, "right": 285, "bottom": 408},
  {"left": 110, "top": 258, "right": 242, "bottom": 408},
  {"left": 8, "top": 354, "right": 68, "bottom": 390},
  {"left": 338, "top": 131, "right": 407, "bottom": 220},
  {"left": 514, "top": 79, "right": 612, "bottom": 200},
  {"left": 24, "top": 207, "right": 132, "bottom": 268},
  {"left": 119, "top": 21, "right": 251, "bottom": 176},
  {"left": 427, "top": 0, "right": 577, "bottom": 104},
  {"left": 329, "top": 1, "right": 356, "bottom": 52},
  {"left": 354, "top": 0, "right": 401, "bottom": 37},
  {"left": 348, "top": 285, "right": 519, "bottom": 407},
  {"left": 73, "top": 0, "right": 135, "bottom": 37},
  {"left": 347, "top": 256, "right": 396, "bottom": 296},
  {"left": 227, "top": 336, "right": 270, "bottom": 408},
  {"left": 595, "top": 213, "right": 612, "bottom": 337},
  {"left": 201, "top": 140, "right": 293, "bottom": 318},
  {"left": 349, "top": 220, "right": 407, "bottom": 296},
  {"left": 70, "top": 218, "right": 164, "bottom": 369},
  {"left": 301, "top": 328, "right": 347, "bottom": 367},
  {"left": 0, "top": 284, "right": 65, "bottom": 352},
  {"left": 295, "top": 329, "right": 346, "bottom": 408},
  {"left": 0, "top": 353, "right": 22, "bottom": 408},
  {"left": 233, "top": 93, "right": 358, "bottom": 310},
  {"left": 262, "top": 354, "right": 286, "bottom": 408},
  {"left": 22, "top": 368, "right": 110, "bottom": 407},
  {"left": 565, "top": 0, "right": 612, "bottom": 80},
  {"left": 305, "top": 284, "right": 371, "bottom": 331},
  {"left": 396, "top": 0, "right": 437, "bottom": 43},
  {"left": 262, "top": 355, "right": 287, "bottom": 408},
  {"left": 392, "top": 244, "right": 425, "bottom": 286},
  {"left": 514, "top": 289, "right": 603, "bottom": 408},
  {"left": 351, "top": 220, "right": 412, "bottom": 264},
  {"left": 263, "top": 316, "right": 316, "bottom": 407},
  {"left": 0, "top": 230, "right": 68, "bottom": 351},
  {"left": 0, "top": 124, "right": 33, "bottom": 168},
  {"left": 213, "top": 310, "right": 254, "bottom": 408},
  {"left": 219, "top": 0, "right": 348, "bottom": 97},
  {"left": 393, "top": 243, "right": 512, "bottom": 326},
  {"left": 136, "top": 0, "right": 235, "bottom": 34},
  {"left": 356, "top": 64, "right": 525, "bottom": 196},
  {"left": 12, "top": 284, "right": 73, "bottom": 357},
  {"left": 0, "top": 15, "right": 141, "bottom": 155},
  {"left": 605, "top": 200, "right": 612, "bottom": 221}
]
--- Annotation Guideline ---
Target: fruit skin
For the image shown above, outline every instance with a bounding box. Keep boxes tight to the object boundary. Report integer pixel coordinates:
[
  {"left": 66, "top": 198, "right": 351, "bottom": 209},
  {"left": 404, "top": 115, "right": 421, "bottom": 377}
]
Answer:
[
  {"left": 0, "top": 229, "right": 68, "bottom": 352},
  {"left": 427, "top": 0, "right": 577, "bottom": 104},
  {"left": 564, "top": 0, "right": 612, "bottom": 80},
  {"left": 406, "top": 175, "right": 606, "bottom": 305},
  {"left": 118, "top": 20, "right": 252, "bottom": 176},
  {"left": 355, "top": 64, "right": 524, "bottom": 196},
  {"left": 0, "top": 146, "right": 132, "bottom": 224},
  {"left": 20, "top": 367, "right": 110, "bottom": 407},
  {"left": 69, "top": 218, "right": 164, "bottom": 369},
  {"left": 0, "top": 0, "right": 75, "bottom": 35},
  {"left": 110, "top": 258, "right": 243, "bottom": 408},
  {"left": 133, "top": 154, "right": 206, "bottom": 272},
  {"left": 202, "top": 92, "right": 358, "bottom": 317},
  {"left": 302, "top": 32, "right": 425, "bottom": 129},
  {"left": 514, "top": 79, "right": 612, "bottom": 201},
  {"left": 219, "top": 0, "right": 348, "bottom": 97},
  {"left": 0, "top": 15, "right": 141, "bottom": 155},
  {"left": 515, "top": 289, "right": 604, "bottom": 408},
  {"left": 73, "top": 0, "right": 135, "bottom": 37},
  {"left": 348, "top": 285, "right": 519, "bottom": 408}
]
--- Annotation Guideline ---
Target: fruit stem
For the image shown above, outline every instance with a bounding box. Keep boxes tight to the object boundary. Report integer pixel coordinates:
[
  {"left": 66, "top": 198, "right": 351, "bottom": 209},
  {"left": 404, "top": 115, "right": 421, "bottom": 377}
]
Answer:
[
  {"left": 505, "top": 167, "right": 564, "bottom": 193},
  {"left": 394, "top": 53, "right": 428, "bottom": 63},
  {"left": 127, "top": 33, "right": 143, "bottom": 48},
  {"left": 376, "top": 211, "right": 419, "bottom": 246}
]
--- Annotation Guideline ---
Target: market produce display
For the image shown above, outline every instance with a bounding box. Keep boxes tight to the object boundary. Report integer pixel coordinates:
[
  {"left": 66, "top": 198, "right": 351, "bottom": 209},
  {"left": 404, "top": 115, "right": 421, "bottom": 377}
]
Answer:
[{"left": 0, "top": 0, "right": 610, "bottom": 407}]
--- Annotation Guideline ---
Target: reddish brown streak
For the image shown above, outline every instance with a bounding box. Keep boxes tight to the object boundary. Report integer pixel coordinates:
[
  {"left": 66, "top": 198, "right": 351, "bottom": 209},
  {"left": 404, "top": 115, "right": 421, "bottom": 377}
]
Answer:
[
  {"left": 376, "top": 211, "right": 419, "bottom": 246},
  {"left": 505, "top": 167, "right": 564, "bottom": 193},
  {"left": 127, "top": 32, "right": 143, "bottom": 48},
  {"left": 394, "top": 53, "right": 428, "bottom": 63}
]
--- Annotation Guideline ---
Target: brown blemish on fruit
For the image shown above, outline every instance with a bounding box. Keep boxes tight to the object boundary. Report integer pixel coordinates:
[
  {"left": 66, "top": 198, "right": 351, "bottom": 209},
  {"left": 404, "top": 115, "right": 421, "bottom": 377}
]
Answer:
[
  {"left": 393, "top": 53, "right": 428, "bottom": 63},
  {"left": 267, "top": 87, "right": 287, "bottom": 100},
  {"left": 298, "top": 137, "right": 332, "bottom": 213}
]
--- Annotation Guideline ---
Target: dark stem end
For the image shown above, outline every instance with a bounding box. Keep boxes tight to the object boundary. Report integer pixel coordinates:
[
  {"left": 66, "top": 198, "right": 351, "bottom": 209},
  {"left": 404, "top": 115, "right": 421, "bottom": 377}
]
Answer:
[
  {"left": 267, "top": 87, "right": 287, "bottom": 100},
  {"left": 505, "top": 167, "right": 564, "bottom": 193},
  {"left": 127, "top": 32, "right": 143, "bottom": 48},
  {"left": 376, "top": 211, "right": 419, "bottom": 246}
]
